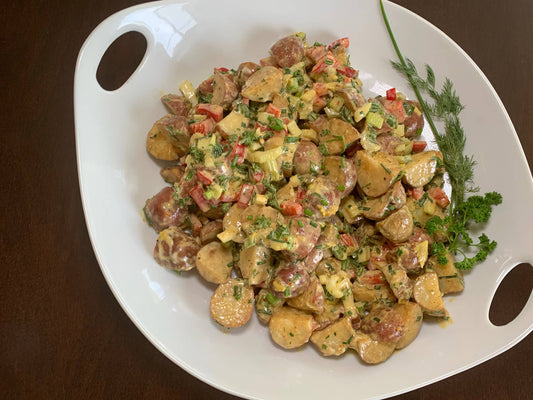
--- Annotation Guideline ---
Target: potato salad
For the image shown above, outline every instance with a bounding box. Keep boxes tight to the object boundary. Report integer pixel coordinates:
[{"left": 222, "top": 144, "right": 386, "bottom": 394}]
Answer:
[{"left": 143, "top": 33, "right": 464, "bottom": 364}]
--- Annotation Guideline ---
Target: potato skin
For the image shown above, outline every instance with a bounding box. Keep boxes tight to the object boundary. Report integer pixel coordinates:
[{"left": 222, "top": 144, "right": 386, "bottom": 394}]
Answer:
[
  {"left": 287, "top": 275, "right": 325, "bottom": 314},
  {"left": 376, "top": 206, "right": 413, "bottom": 243},
  {"left": 403, "top": 100, "right": 425, "bottom": 137},
  {"left": 293, "top": 141, "right": 322, "bottom": 175},
  {"left": 154, "top": 227, "right": 200, "bottom": 272},
  {"left": 195, "top": 241, "right": 233, "bottom": 284},
  {"left": 322, "top": 156, "right": 357, "bottom": 197},
  {"left": 304, "top": 176, "right": 342, "bottom": 218},
  {"left": 144, "top": 186, "right": 186, "bottom": 232},
  {"left": 161, "top": 94, "right": 190, "bottom": 116},
  {"left": 160, "top": 165, "right": 185, "bottom": 185},
  {"left": 269, "top": 261, "right": 310, "bottom": 299},
  {"left": 210, "top": 278, "right": 254, "bottom": 328},
  {"left": 236, "top": 62, "right": 260, "bottom": 87},
  {"left": 282, "top": 216, "right": 321, "bottom": 261},
  {"left": 393, "top": 302, "right": 423, "bottom": 349},
  {"left": 270, "top": 35, "right": 305, "bottom": 68},
  {"left": 200, "top": 220, "right": 223, "bottom": 244},
  {"left": 362, "top": 306, "right": 405, "bottom": 344},
  {"left": 211, "top": 71, "right": 238, "bottom": 108}
]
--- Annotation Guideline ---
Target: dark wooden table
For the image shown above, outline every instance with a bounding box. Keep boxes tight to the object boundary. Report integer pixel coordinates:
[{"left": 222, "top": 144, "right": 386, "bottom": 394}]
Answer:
[{"left": 2, "top": 0, "right": 532, "bottom": 399}]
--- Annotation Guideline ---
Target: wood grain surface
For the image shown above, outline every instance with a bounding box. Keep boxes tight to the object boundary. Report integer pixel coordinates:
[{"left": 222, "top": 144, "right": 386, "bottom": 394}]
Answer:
[{"left": 1, "top": 0, "right": 531, "bottom": 399}]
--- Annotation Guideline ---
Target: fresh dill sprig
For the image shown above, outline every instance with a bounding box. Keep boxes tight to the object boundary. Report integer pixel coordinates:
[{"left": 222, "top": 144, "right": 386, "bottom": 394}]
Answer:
[
  {"left": 389, "top": 59, "right": 476, "bottom": 206},
  {"left": 380, "top": 1, "right": 475, "bottom": 207},
  {"left": 379, "top": 0, "right": 502, "bottom": 269}
]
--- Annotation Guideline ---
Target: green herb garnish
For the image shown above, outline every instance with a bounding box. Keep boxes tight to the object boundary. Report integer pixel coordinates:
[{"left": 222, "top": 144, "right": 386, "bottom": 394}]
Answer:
[
  {"left": 233, "top": 285, "right": 242, "bottom": 301},
  {"left": 425, "top": 192, "right": 502, "bottom": 269},
  {"left": 380, "top": 0, "right": 502, "bottom": 270},
  {"left": 267, "top": 115, "right": 284, "bottom": 131}
]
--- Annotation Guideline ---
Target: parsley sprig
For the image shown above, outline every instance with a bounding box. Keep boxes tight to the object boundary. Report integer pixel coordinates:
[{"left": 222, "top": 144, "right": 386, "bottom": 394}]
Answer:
[
  {"left": 425, "top": 192, "right": 502, "bottom": 269},
  {"left": 380, "top": 1, "right": 502, "bottom": 270}
]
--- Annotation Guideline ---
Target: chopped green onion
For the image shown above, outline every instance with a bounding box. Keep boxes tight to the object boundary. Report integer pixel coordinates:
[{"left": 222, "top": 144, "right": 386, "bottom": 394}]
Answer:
[{"left": 233, "top": 285, "right": 242, "bottom": 300}]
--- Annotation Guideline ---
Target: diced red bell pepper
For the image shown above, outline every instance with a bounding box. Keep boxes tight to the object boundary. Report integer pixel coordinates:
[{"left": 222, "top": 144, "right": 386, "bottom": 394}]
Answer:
[
  {"left": 339, "top": 233, "right": 356, "bottom": 248},
  {"left": 228, "top": 143, "right": 245, "bottom": 165},
  {"left": 252, "top": 171, "right": 264, "bottom": 183},
  {"left": 306, "top": 45, "right": 327, "bottom": 63},
  {"left": 408, "top": 187, "right": 424, "bottom": 200},
  {"left": 340, "top": 66, "right": 357, "bottom": 78},
  {"left": 381, "top": 99, "right": 406, "bottom": 123},
  {"left": 196, "top": 169, "right": 214, "bottom": 186},
  {"left": 280, "top": 200, "right": 304, "bottom": 216},
  {"left": 189, "top": 184, "right": 211, "bottom": 212},
  {"left": 311, "top": 51, "right": 340, "bottom": 74},
  {"left": 412, "top": 141, "right": 427, "bottom": 153},
  {"left": 329, "top": 37, "right": 350, "bottom": 50},
  {"left": 196, "top": 103, "right": 224, "bottom": 122},
  {"left": 386, "top": 88, "right": 397, "bottom": 101},
  {"left": 266, "top": 103, "right": 282, "bottom": 118},
  {"left": 214, "top": 67, "right": 229, "bottom": 73},
  {"left": 237, "top": 184, "right": 255, "bottom": 206},
  {"left": 313, "top": 82, "right": 329, "bottom": 97},
  {"left": 427, "top": 187, "right": 450, "bottom": 208},
  {"left": 189, "top": 117, "right": 215, "bottom": 135}
]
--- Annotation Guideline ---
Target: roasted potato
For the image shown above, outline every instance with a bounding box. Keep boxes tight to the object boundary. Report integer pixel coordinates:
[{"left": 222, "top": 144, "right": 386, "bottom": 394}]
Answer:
[
  {"left": 269, "top": 306, "right": 315, "bottom": 349},
  {"left": 413, "top": 271, "right": 448, "bottom": 317},
  {"left": 354, "top": 150, "right": 401, "bottom": 197},
  {"left": 195, "top": 241, "right": 233, "bottom": 284},
  {"left": 210, "top": 278, "right": 255, "bottom": 328}
]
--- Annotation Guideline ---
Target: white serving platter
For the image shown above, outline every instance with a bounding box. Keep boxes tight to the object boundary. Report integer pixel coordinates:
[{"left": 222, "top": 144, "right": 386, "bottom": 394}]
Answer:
[{"left": 74, "top": 1, "right": 533, "bottom": 399}]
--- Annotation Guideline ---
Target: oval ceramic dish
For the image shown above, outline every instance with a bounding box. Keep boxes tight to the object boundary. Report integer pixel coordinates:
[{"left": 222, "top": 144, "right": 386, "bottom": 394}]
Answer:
[{"left": 74, "top": 1, "right": 533, "bottom": 399}]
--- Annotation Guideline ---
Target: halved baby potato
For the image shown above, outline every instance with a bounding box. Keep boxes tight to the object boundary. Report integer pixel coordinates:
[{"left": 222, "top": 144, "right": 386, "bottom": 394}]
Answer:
[{"left": 210, "top": 278, "right": 254, "bottom": 328}]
